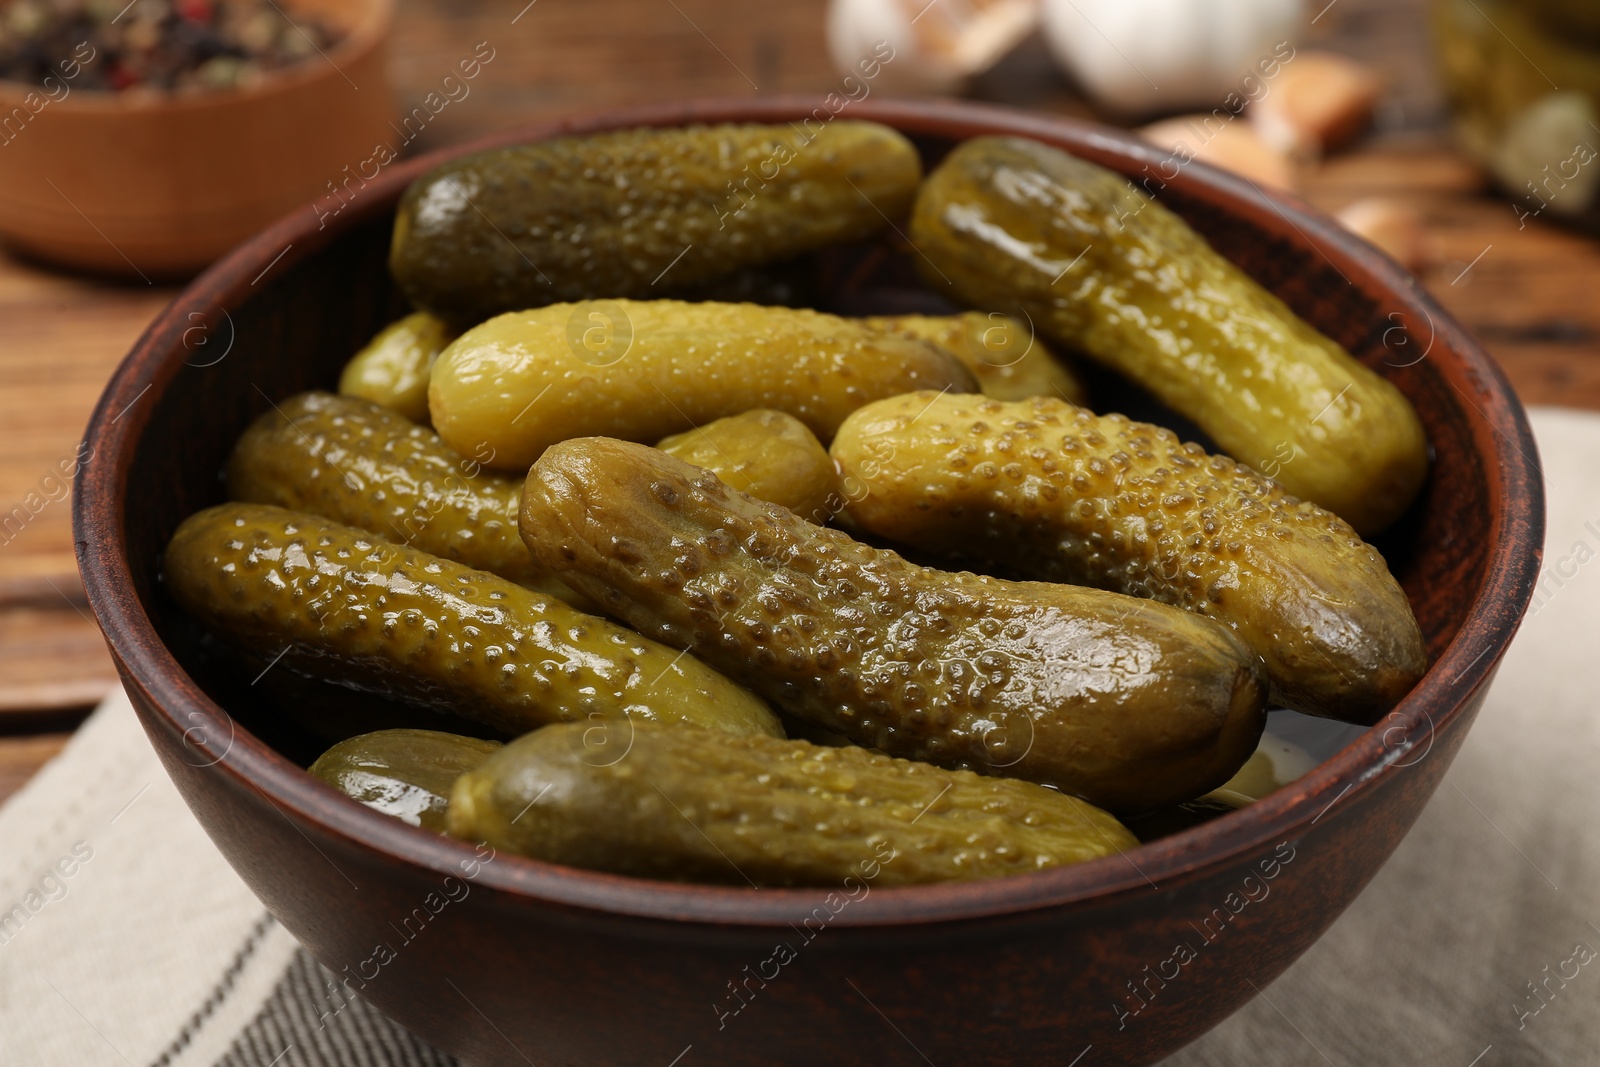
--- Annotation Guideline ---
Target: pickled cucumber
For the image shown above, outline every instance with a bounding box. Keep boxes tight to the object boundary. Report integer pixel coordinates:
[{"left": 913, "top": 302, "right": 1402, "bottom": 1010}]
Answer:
[
  {"left": 448, "top": 722, "right": 1139, "bottom": 886},
  {"left": 391, "top": 122, "right": 923, "bottom": 326},
  {"left": 863, "top": 312, "right": 1087, "bottom": 404},
  {"left": 519, "top": 438, "right": 1265, "bottom": 812},
  {"left": 311, "top": 728, "right": 501, "bottom": 832},
  {"left": 832, "top": 392, "right": 1427, "bottom": 723},
  {"left": 227, "top": 392, "right": 585, "bottom": 607},
  {"left": 429, "top": 300, "right": 976, "bottom": 471},
  {"left": 911, "top": 135, "right": 1428, "bottom": 534},
  {"left": 656, "top": 410, "right": 838, "bottom": 523},
  {"left": 164, "top": 503, "right": 781, "bottom": 739},
  {"left": 337, "top": 313, "right": 455, "bottom": 424}
]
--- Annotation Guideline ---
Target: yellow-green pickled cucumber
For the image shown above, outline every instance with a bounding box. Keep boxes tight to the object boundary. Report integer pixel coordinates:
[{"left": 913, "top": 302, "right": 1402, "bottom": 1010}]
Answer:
[
  {"left": 656, "top": 410, "right": 839, "bottom": 524},
  {"left": 863, "top": 312, "right": 1087, "bottom": 404},
  {"left": 311, "top": 728, "right": 501, "bottom": 832},
  {"left": 164, "top": 503, "right": 781, "bottom": 739},
  {"left": 519, "top": 438, "right": 1265, "bottom": 812},
  {"left": 337, "top": 313, "right": 455, "bottom": 424},
  {"left": 391, "top": 122, "right": 923, "bottom": 326},
  {"left": 832, "top": 393, "right": 1427, "bottom": 723},
  {"left": 911, "top": 135, "right": 1428, "bottom": 534},
  {"left": 448, "top": 722, "right": 1139, "bottom": 886},
  {"left": 227, "top": 392, "right": 585, "bottom": 607},
  {"left": 429, "top": 300, "right": 975, "bottom": 471}
]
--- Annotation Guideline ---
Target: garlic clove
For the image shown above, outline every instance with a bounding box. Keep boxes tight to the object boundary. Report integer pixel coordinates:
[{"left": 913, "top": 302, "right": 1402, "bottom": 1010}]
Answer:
[
  {"left": 825, "top": 0, "right": 1040, "bottom": 96},
  {"left": 1250, "top": 51, "right": 1381, "bottom": 158},
  {"left": 1139, "top": 114, "right": 1297, "bottom": 191},
  {"left": 1334, "top": 198, "right": 1428, "bottom": 272}
]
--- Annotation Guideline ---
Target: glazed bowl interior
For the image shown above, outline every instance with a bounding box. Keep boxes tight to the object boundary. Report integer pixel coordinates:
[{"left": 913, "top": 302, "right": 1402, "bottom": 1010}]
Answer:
[{"left": 77, "top": 97, "right": 1542, "bottom": 927}]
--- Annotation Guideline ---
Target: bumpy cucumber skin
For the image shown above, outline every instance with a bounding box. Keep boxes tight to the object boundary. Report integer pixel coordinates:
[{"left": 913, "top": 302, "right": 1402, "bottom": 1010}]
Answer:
[
  {"left": 337, "top": 313, "right": 455, "bottom": 424},
  {"left": 863, "top": 312, "right": 1087, "bottom": 404},
  {"left": 910, "top": 136, "right": 1429, "bottom": 535},
  {"left": 832, "top": 392, "right": 1427, "bottom": 723},
  {"left": 391, "top": 122, "right": 923, "bottom": 326},
  {"left": 448, "top": 722, "right": 1139, "bottom": 886},
  {"left": 310, "top": 728, "right": 501, "bottom": 832},
  {"left": 656, "top": 409, "right": 839, "bottom": 523},
  {"left": 164, "top": 503, "right": 781, "bottom": 739},
  {"left": 519, "top": 438, "right": 1265, "bottom": 812},
  {"left": 227, "top": 392, "right": 587, "bottom": 607},
  {"left": 429, "top": 300, "right": 976, "bottom": 471}
]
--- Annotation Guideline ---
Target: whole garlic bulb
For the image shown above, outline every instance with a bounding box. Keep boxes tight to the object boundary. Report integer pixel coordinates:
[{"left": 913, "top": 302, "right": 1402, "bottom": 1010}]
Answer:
[
  {"left": 826, "top": 0, "right": 1041, "bottom": 96},
  {"left": 1041, "top": 0, "right": 1303, "bottom": 115}
]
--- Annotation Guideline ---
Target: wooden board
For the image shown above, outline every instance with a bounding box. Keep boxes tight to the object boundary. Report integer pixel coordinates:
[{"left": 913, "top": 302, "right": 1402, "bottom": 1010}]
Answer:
[
  {"left": 2, "top": 0, "right": 1597, "bottom": 801},
  {"left": 0, "top": 732, "right": 72, "bottom": 803}
]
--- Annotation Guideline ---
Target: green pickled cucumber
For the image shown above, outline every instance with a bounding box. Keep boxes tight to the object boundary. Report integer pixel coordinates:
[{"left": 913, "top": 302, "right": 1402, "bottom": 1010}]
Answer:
[
  {"left": 519, "top": 438, "right": 1265, "bottom": 812},
  {"left": 227, "top": 392, "right": 587, "bottom": 607},
  {"left": 832, "top": 393, "right": 1427, "bottom": 723},
  {"left": 164, "top": 503, "right": 781, "bottom": 739},
  {"left": 311, "top": 728, "right": 501, "bottom": 832},
  {"left": 863, "top": 312, "right": 1087, "bottom": 404},
  {"left": 911, "top": 136, "right": 1429, "bottom": 534},
  {"left": 448, "top": 722, "right": 1139, "bottom": 886},
  {"left": 656, "top": 410, "right": 838, "bottom": 523},
  {"left": 337, "top": 313, "right": 455, "bottom": 424},
  {"left": 429, "top": 300, "right": 975, "bottom": 471},
  {"left": 391, "top": 122, "right": 923, "bottom": 326}
]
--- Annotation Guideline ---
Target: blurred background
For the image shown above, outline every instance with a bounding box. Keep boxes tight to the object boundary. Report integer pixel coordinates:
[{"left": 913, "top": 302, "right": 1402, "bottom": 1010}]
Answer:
[{"left": 0, "top": 0, "right": 1597, "bottom": 799}]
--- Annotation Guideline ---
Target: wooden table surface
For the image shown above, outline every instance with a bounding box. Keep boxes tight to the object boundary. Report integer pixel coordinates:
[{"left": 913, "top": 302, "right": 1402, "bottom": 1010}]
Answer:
[{"left": 1, "top": 0, "right": 1596, "bottom": 800}]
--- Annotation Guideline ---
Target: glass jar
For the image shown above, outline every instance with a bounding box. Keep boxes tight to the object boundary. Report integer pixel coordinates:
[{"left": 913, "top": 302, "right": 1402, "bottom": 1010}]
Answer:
[{"left": 1433, "top": 0, "right": 1600, "bottom": 229}]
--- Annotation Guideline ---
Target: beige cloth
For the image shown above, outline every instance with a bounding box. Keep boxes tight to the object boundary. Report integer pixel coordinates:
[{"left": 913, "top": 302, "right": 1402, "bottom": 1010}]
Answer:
[
  {"left": 0, "top": 407, "right": 1595, "bottom": 1067},
  {"left": 0, "top": 688, "right": 300, "bottom": 1066}
]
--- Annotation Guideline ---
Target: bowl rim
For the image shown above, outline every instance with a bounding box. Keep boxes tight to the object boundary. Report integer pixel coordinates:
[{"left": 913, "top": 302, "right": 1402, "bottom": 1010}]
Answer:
[
  {"left": 73, "top": 95, "right": 1546, "bottom": 929},
  {"left": 0, "top": 0, "right": 394, "bottom": 115}
]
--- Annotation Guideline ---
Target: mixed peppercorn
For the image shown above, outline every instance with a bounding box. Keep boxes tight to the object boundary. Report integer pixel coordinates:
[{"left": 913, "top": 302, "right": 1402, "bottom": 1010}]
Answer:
[{"left": 0, "top": 0, "right": 344, "bottom": 91}]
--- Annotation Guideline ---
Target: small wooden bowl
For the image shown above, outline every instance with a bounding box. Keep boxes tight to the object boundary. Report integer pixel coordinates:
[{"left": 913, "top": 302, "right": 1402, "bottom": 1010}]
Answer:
[
  {"left": 74, "top": 98, "right": 1544, "bottom": 1066},
  {"left": 0, "top": 0, "right": 394, "bottom": 277}
]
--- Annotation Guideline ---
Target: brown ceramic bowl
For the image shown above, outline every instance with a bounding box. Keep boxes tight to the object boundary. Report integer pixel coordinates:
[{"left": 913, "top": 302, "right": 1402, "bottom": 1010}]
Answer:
[
  {"left": 0, "top": 0, "right": 394, "bottom": 277},
  {"left": 74, "top": 98, "right": 1543, "bottom": 1066}
]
